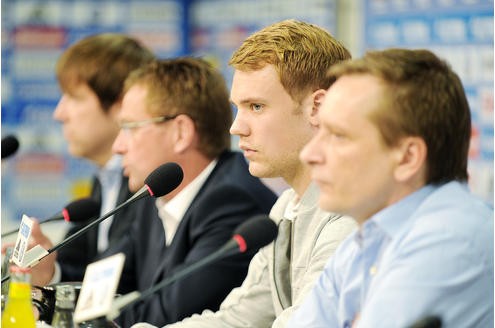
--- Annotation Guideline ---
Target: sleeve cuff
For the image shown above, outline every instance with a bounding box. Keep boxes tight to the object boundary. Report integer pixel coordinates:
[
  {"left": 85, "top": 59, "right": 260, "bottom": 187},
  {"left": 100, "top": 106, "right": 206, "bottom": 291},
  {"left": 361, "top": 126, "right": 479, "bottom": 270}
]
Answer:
[{"left": 48, "top": 261, "right": 62, "bottom": 285}]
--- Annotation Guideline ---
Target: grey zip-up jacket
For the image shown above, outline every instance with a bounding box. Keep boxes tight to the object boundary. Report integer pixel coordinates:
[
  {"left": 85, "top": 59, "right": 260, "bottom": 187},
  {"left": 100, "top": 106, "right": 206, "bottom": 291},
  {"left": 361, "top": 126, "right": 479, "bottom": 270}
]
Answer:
[{"left": 134, "top": 183, "right": 357, "bottom": 328}]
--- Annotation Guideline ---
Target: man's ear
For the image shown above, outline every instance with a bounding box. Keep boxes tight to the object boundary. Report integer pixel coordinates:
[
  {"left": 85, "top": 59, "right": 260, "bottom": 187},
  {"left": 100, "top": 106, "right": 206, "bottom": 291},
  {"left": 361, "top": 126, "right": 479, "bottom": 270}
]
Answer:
[
  {"left": 309, "top": 89, "right": 326, "bottom": 127},
  {"left": 393, "top": 136, "right": 428, "bottom": 183},
  {"left": 172, "top": 114, "right": 196, "bottom": 154}
]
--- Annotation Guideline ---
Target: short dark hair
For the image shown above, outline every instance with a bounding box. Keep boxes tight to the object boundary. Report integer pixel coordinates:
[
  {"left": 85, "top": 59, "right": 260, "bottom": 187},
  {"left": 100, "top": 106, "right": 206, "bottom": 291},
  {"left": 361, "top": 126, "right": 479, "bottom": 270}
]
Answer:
[
  {"left": 328, "top": 48, "right": 471, "bottom": 183},
  {"left": 56, "top": 33, "right": 155, "bottom": 111}
]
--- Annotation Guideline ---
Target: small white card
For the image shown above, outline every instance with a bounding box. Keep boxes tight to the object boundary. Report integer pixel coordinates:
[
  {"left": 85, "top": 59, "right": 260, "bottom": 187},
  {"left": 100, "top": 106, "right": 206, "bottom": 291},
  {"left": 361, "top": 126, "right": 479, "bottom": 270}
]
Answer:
[
  {"left": 74, "top": 253, "right": 126, "bottom": 324},
  {"left": 11, "top": 215, "right": 33, "bottom": 266},
  {"left": 11, "top": 215, "right": 50, "bottom": 268}
]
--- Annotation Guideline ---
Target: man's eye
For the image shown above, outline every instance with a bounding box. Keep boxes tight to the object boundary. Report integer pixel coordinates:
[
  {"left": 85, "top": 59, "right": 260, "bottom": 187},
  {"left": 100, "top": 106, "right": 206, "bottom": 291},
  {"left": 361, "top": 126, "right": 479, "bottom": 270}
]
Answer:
[
  {"left": 250, "top": 104, "right": 263, "bottom": 112},
  {"left": 330, "top": 132, "right": 346, "bottom": 140}
]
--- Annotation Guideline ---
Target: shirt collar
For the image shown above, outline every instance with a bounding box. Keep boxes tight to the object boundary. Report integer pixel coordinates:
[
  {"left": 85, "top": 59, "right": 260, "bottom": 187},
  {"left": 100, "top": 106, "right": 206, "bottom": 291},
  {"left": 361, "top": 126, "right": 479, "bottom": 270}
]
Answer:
[
  {"left": 363, "top": 184, "right": 436, "bottom": 238},
  {"left": 283, "top": 182, "right": 320, "bottom": 220},
  {"left": 156, "top": 159, "right": 218, "bottom": 222}
]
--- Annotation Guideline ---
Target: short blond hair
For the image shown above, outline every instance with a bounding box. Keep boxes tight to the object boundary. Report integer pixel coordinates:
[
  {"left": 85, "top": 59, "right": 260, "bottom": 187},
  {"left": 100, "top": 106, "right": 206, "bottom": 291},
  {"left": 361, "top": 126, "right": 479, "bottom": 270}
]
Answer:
[
  {"left": 229, "top": 19, "right": 351, "bottom": 103},
  {"left": 124, "top": 57, "right": 232, "bottom": 159}
]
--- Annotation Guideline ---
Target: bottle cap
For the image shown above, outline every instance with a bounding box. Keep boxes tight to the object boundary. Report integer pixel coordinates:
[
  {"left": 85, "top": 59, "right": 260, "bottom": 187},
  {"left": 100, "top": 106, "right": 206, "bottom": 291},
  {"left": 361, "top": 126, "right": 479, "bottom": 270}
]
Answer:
[{"left": 55, "top": 284, "right": 76, "bottom": 302}]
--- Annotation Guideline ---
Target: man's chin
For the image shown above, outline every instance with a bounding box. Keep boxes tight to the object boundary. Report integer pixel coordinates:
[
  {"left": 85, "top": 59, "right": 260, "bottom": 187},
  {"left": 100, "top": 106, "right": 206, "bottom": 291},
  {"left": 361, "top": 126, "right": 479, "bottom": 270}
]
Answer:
[
  {"left": 67, "top": 146, "right": 84, "bottom": 159},
  {"left": 248, "top": 165, "right": 268, "bottom": 178},
  {"left": 319, "top": 196, "right": 339, "bottom": 213}
]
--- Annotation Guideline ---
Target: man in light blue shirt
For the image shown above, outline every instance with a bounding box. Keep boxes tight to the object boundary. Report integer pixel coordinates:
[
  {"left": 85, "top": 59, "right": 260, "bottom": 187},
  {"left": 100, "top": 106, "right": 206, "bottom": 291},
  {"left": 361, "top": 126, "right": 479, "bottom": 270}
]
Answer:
[{"left": 289, "top": 48, "right": 494, "bottom": 328}]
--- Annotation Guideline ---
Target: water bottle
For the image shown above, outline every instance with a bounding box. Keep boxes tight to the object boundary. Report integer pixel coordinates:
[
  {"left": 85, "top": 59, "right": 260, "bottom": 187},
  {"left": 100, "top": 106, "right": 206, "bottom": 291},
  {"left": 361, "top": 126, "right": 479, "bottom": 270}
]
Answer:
[
  {"left": 1, "top": 266, "right": 36, "bottom": 327},
  {"left": 1, "top": 247, "right": 14, "bottom": 311},
  {"left": 51, "top": 284, "right": 76, "bottom": 328}
]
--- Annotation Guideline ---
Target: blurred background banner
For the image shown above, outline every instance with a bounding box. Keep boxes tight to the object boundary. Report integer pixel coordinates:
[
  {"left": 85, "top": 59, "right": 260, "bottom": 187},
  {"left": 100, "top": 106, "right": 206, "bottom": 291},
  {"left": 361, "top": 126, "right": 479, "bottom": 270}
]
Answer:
[
  {"left": 1, "top": 0, "right": 189, "bottom": 229},
  {"left": 1, "top": 0, "right": 492, "bottom": 234},
  {"left": 363, "top": 0, "right": 493, "bottom": 206}
]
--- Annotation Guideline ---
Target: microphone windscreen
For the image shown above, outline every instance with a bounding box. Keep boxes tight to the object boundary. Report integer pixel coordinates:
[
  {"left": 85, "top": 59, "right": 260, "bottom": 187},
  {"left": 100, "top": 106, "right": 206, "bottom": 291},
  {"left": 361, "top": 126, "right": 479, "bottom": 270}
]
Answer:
[
  {"left": 234, "top": 215, "right": 278, "bottom": 251},
  {"left": 1, "top": 135, "right": 20, "bottom": 159},
  {"left": 63, "top": 198, "right": 101, "bottom": 223},
  {"left": 144, "top": 162, "right": 184, "bottom": 197}
]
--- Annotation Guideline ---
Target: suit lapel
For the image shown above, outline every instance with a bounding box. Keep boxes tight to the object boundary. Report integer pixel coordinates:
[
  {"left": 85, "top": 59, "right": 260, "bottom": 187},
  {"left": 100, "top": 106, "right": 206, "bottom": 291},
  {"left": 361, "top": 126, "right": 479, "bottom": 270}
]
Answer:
[{"left": 149, "top": 155, "right": 228, "bottom": 285}]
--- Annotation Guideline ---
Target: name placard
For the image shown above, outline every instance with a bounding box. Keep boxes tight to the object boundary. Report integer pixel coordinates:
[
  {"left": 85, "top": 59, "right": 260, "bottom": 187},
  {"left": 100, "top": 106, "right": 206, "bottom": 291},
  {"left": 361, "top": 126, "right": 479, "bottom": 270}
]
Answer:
[{"left": 74, "top": 253, "right": 125, "bottom": 324}]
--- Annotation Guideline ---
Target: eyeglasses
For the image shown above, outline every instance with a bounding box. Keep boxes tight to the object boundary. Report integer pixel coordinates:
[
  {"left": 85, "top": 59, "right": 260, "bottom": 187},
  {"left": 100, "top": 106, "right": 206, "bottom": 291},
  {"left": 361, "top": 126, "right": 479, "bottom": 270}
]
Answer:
[{"left": 119, "top": 115, "right": 178, "bottom": 135}]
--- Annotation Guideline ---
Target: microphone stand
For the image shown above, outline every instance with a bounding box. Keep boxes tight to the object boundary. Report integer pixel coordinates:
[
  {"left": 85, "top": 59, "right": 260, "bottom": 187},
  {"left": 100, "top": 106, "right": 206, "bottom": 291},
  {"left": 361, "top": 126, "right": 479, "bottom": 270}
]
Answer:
[
  {"left": 107, "top": 242, "right": 240, "bottom": 320},
  {"left": 1, "top": 162, "right": 184, "bottom": 284},
  {"left": 48, "top": 197, "right": 141, "bottom": 254},
  {"left": 1, "top": 192, "right": 148, "bottom": 284}
]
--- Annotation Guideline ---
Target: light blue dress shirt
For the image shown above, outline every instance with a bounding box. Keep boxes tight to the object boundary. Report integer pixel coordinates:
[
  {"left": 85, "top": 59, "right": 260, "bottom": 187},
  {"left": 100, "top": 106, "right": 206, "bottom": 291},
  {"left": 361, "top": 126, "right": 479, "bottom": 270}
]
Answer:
[
  {"left": 96, "top": 154, "right": 123, "bottom": 253},
  {"left": 287, "top": 181, "right": 493, "bottom": 328}
]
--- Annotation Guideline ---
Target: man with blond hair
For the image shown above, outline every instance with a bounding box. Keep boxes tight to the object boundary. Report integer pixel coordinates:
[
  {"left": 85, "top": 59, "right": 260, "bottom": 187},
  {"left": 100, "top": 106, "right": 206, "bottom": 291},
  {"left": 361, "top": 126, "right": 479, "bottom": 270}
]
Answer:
[{"left": 134, "top": 19, "right": 357, "bottom": 328}]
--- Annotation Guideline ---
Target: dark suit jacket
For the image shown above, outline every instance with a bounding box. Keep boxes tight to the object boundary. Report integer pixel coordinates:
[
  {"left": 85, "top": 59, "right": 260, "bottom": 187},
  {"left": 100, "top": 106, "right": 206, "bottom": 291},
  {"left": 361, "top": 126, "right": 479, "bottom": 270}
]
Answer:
[
  {"left": 114, "top": 151, "right": 278, "bottom": 327},
  {"left": 57, "top": 174, "right": 138, "bottom": 282}
]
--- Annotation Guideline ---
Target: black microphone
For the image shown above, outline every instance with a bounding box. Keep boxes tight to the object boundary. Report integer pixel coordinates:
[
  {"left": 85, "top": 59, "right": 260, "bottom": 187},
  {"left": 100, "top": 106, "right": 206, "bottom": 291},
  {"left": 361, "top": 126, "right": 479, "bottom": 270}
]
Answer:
[
  {"left": 407, "top": 316, "right": 442, "bottom": 328},
  {"left": 1, "top": 135, "right": 20, "bottom": 159},
  {"left": 1, "top": 162, "right": 183, "bottom": 283},
  {"left": 46, "top": 162, "right": 183, "bottom": 255},
  {"left": 107, "top": 215, "right": 278, "bottom": 320},
  {"left": 1, "top": 198, "right": 100, "bottom": 238}
]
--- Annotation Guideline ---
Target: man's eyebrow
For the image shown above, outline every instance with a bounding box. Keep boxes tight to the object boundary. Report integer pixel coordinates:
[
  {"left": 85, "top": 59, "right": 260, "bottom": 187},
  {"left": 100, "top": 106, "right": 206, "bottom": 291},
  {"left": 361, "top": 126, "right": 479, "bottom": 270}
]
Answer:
[{"left": 230, "top": 97, "right": 266, "bottom": 106}]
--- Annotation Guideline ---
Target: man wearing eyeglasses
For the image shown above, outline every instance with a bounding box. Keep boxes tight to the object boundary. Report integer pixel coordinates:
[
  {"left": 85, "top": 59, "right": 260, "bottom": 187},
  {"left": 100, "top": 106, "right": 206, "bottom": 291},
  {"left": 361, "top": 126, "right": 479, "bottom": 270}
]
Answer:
[{"left": 109, "top": 58, "right": 278, "bottom": 327}]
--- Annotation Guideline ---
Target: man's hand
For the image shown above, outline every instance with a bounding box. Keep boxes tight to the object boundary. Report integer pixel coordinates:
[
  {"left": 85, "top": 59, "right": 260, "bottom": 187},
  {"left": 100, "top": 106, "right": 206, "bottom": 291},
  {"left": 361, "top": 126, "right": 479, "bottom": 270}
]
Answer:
[
  {"left": 26, "top": 219, "right": 57, "bottom": 287},
  {"left": 1, "top": 219, "right": 57, "bottom": 286}
]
